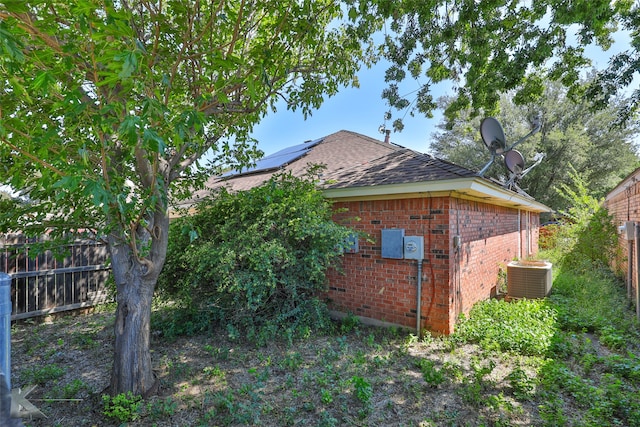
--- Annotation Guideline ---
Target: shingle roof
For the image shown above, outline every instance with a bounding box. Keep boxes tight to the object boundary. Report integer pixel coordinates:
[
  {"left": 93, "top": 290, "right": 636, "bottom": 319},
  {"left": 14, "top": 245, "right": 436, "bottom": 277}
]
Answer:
[
  {"left": 322, "top": 147, "right": 478, "bottom": 189},
  {"left": 197, "top": 129, "right": 478, "bottom": 192},
  {"left": 187, "top": 130, "right": 405, "bottom": 199},
  {"left": 178, "top": 129, "right": 550, "bottom": 213}
]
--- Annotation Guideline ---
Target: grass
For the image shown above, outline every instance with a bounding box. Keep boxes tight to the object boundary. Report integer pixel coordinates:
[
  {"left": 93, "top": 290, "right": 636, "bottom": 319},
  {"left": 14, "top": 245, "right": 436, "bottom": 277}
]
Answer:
[{"left": 11, "top": 256, "right": 640, "bottom": 426}]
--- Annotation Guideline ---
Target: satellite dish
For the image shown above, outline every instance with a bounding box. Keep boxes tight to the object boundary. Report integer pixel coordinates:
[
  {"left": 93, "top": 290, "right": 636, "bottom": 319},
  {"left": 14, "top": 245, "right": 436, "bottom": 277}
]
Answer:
[
  {"left": 504, "top": 150, "right": 525, "bottom": 174},
  {"left": 480, "top": 117, "right": 507, "bottom": 155},
  {"left": 477, "top": 115, "right": 543, "bottom": 179}
]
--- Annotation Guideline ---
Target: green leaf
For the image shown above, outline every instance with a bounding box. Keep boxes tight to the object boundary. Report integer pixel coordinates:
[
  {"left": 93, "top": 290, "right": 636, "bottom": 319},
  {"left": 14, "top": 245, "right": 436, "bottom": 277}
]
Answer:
[
  {"left": 348, "top": 7, "right": 358, "bottom": 21},
  {"left": 53, "top": 176, "right": 82, "bottom": 192},
  {"left": 118, "top": 51, "right": 138, "bottom": 79},
  {"left": 31, "top": 71, "right": 55, "bottom": 95},
  {"left": 83, "top": 179, "right": 110, "bottom": 209},
  {"left": 8, "top": 76, "right": 31, "bottom": 103},
  {"left": 118, "top": 115, "right": 141, "bottom": 144},
  {"left": 0, "top": 23, "right": 25, "bottom": 62},
  {"left": 143, "top": 128, "right": 166, "bottom": 153}
]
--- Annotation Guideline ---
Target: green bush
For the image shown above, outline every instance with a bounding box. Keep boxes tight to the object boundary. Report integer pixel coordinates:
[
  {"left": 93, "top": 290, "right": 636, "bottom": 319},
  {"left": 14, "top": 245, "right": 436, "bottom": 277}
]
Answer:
[
  {"left": 454, "top": 298, "right": 557, "bottom": 356},
  {"left": 551, "top": 166, "right": 619, "bottom": 272},
  {"left": 158, "top": 171, "right": 357, "bottom": 343}
]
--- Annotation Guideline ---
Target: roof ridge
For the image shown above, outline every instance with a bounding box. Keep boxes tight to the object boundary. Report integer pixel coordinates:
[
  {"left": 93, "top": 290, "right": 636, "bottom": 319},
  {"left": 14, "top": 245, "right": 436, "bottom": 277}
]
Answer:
[{"left": 330, "top": 129, "right": 406, "bottom": 152}]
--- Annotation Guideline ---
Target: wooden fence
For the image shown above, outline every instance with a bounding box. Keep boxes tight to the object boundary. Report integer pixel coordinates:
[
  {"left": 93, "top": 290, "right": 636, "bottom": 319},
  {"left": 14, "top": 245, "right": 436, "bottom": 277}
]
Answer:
[{"left": 0, "top": 233, "right": 111, "bottom": 320}]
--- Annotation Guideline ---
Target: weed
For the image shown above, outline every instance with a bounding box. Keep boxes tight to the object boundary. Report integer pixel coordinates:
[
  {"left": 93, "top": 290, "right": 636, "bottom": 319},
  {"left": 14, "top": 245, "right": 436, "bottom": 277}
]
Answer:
[
  {"left": 318, "top": 410, "right": 339, "bottom": 427},
  {"left": 372, "top": 354, "right": 390, "bottom": 368},
  {"left": 321, "top": 388, "right": 333, "bottom": 405},
  {"left": 352, "top": 349, "right": 367, "bottom": 366},
  {"left": 365, "top": 333, "right": 376, "bottom": 347},
  {"left": 279, "top": 351, "right": 303, "bottom": 371},
  {"left": 203, "top": 365, "right": 226, "bottom": 380},
  {"left": 45, "top": 378, "right": 89, "bottom": 400},
  {"left": 61, "top": 379, "right": 87, "bottom": 399},
  {"left": 72, "top": 332, "right": 99, "bottom": 349},
  {"left": 579, "top": 353, "right": 600, "bottom": 375},
  {"left": 350, "top": 375, "right": 373, "bottom": 406},
  {"left": 442, "top": 361, "right": 465, "bottom": 382},
  {"left": 603, "top": 354, "right": 640, "bottom": 383},
  {"left": 599, "top": 326, "right": 626, "bottom": 351},
  {"left": 147, "top": 396, "right": 178, "bottom": 420},
  {"left": 458, "top": 359, "right": 496, "bottom": 407},
  {"left": 507, "top": 367, "right": 536, "bottom": 399},
  {"left": 20, "top": 364, "right": 65, "bottom": 385},
  {"left": 416, "top": 358, "right": 446, "bottom": 387},
  {"left": 102, "top": 392, "right": 143, "bottom": 423},
  {"left": 248, "top": 366, "right": 270, "bottom": 382},
  {"left": 429, "top": 408, "right": 460, "bottom": 426},
  {"left": 454, "top": 298, "right": 557, "bottom": 356},
  {"left": 340, "top": 312, "right": 360, "bottom": 333},
  {"left": 336, "top": 335, "right": 348, "bottom": 352},
  {"left": 538, "top": 393, "right": 567, "bottom": 427}
]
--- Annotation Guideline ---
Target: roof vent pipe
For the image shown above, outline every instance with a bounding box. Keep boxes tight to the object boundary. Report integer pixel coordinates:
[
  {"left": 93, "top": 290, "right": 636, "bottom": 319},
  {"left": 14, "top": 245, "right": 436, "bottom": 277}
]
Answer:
[{"left": 384, "top": 129, "right": 391, "bottom": 144}]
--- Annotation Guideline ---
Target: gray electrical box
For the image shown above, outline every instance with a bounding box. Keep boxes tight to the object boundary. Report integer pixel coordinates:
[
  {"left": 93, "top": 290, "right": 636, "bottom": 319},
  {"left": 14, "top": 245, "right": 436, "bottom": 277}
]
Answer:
[
  {"left": 382, "top": 229, "right": 404, "bottom": 259},
  {"left": 344, "top": 233, "right": 359, "bottom": 253},
  {"left": 403, "top": 236, "right": 424, "bottom": 260},
  {"left": 625, "top": 221, "right": 635, "bottom": 240}
]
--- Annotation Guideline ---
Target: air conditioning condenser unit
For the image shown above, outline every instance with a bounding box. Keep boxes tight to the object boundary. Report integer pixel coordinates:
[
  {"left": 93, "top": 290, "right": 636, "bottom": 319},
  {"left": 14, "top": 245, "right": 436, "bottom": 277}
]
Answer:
[{"left": 507, "top": 260, "right": 552, "bottom": 299}]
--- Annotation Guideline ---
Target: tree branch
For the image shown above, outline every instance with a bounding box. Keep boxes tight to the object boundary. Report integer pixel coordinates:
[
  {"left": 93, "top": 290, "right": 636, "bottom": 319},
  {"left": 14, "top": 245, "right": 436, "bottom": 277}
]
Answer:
[{"left": 1, "top": 134, "right": 66, "bottom": 177}]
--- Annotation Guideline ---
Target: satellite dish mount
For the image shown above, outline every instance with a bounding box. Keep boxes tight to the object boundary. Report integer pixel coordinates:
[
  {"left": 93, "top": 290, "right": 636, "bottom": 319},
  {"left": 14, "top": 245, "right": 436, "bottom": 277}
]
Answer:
[{"left": 477, "top": 115, "right": 544, "bottom": 190}]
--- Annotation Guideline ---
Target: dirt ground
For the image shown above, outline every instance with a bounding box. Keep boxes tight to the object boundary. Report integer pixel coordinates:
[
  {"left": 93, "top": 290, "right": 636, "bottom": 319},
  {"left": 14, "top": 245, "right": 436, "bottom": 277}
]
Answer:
[{"left": 9, "top": 307, "right": 545, "bottom": 426}]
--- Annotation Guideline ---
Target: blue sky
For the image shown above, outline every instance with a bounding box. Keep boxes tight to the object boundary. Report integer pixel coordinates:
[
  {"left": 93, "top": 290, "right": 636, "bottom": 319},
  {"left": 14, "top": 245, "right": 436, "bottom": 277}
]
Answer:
[
  {"left": 250, "top": 27, "right": 637, "bottom": 157},
  {"left": 250, "top": 59, "right": 447, "bottom": 156}
]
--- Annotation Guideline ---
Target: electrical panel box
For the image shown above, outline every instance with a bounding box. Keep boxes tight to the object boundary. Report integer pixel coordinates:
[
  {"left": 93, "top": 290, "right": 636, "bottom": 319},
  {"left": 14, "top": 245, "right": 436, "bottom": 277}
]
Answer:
[
  {"left": 625, "top": 221, "right": 636, "bottom": 240},
  {"left": 344, "top": 233, "right": 359, "bottom": 253},
  {"left": 381, "top": 229, "right": 404, "bottom": 259},
  {"left": 403, "top": 236, "right": 424, "bottom": 260}
]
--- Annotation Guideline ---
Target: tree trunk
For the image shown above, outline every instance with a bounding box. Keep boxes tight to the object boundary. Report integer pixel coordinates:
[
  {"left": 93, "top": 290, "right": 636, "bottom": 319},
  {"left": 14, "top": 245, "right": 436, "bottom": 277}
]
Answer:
[
  {"left": 109, "top": 257, "right": 157, "bottom": 396},
  {"left": 107, "top": 211, "right": 168, "bottom": 396}
]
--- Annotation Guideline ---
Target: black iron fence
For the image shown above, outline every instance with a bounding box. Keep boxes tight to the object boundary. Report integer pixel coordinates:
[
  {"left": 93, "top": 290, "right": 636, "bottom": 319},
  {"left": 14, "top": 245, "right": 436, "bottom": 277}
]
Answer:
[{"left": 0, "top": 233, "right": 111, "bottom": 320}]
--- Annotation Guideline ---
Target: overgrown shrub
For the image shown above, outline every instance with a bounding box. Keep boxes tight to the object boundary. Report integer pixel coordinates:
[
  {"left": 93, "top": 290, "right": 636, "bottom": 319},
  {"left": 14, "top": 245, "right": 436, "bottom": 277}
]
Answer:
[
  {"left": 539, "top": 223, "right": 561, "bottom": 250},
  {"left": 550, "top": 166, "right": 619, "bottom": 271},
  {"left": 550, "top": 268, "right": 639, "bottom": 336},
  {"left": 158, "top": 171, "right": 357, "bottom": 343}
]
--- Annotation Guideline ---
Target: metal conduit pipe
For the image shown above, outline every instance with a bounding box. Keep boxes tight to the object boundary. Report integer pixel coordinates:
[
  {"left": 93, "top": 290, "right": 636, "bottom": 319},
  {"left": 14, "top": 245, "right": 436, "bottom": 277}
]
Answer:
[{"left": 416, "top": 260, "right": 423, "bottom": 337}]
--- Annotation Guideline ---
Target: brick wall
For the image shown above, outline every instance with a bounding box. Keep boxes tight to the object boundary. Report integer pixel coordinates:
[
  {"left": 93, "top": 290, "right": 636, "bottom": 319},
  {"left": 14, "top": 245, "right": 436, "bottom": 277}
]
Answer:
[
  {"left": 604, "top": 170, "right": 640, "bottom": 303},
  {"left": 327, "top": 196, "right": 540, "bottom": 335},
  {"left": 452, "top": 200, "right": 538, "bottom": 323}
]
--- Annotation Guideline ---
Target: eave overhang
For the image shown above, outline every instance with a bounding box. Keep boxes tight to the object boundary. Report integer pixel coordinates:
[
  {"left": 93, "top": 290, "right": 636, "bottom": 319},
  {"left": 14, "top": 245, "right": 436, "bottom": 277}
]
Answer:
[{"left": 322, "top": 177, "right": 551, "bottom": 213}]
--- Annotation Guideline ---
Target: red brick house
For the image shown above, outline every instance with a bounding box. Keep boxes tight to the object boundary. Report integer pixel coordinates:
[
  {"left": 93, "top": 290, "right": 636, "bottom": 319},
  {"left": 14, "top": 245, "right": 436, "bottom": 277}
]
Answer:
[{"left": 190, "top": 130, "right": 550, "bottom": 334}]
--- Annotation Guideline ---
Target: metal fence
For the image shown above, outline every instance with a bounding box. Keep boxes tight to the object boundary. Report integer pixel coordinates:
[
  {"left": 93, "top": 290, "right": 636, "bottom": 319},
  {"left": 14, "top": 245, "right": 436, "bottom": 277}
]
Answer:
[{"left": 0, "top": 233, "right": 111, "bottom": 320}]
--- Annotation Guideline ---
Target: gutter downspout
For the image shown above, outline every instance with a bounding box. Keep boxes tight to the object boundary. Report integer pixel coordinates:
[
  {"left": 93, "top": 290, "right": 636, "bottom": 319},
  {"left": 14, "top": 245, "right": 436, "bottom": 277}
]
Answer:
[
  {"left": 416, "top": 260, "right": 423, "bottom": 337},
  {"left": 517, "top": 209, "right": 522, "bottom": 259},
  {"left": 629, "top": 232, "right": 634, "bottom": 301}
]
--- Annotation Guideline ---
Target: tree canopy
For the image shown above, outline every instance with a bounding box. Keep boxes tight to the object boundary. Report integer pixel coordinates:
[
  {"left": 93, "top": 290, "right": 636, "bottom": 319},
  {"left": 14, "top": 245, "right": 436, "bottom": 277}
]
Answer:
[
  {"left": 0, "top": 0, "right": 376, "bottom": 396},
  {"left": 368, "top": 0, "right": 638, "bottom": 129}
]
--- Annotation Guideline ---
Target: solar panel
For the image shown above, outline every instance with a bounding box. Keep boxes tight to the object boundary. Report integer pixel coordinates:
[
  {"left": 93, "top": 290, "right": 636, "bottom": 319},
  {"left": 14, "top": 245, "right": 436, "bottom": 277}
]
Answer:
[{"left": 223, "top": 137, "right": 324, "bottom": 177}]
